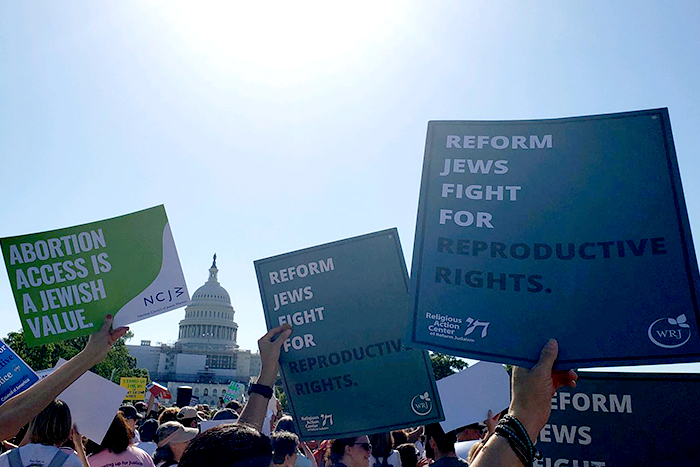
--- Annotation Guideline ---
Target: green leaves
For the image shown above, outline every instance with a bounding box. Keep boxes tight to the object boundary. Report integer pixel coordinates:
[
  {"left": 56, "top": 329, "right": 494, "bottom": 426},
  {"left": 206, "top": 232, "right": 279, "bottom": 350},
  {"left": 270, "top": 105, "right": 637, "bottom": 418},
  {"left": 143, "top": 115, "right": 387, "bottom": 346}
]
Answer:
[{"left": 3, "top": 329, "right": 149, "bottom": 382}]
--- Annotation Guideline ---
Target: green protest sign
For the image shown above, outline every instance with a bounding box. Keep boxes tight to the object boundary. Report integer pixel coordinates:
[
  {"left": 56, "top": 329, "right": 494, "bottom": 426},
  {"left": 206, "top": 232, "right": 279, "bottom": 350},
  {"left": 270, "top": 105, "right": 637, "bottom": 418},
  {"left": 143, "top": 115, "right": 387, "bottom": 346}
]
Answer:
[
  {"left": 255, "top": 229, "right": 443, "bottom": 439},
  {"left": 1, "top": 205, "right": 189, "bottom": 347},
  {"left": 222, "top": 381, "right": 245, "bottom": 402}
]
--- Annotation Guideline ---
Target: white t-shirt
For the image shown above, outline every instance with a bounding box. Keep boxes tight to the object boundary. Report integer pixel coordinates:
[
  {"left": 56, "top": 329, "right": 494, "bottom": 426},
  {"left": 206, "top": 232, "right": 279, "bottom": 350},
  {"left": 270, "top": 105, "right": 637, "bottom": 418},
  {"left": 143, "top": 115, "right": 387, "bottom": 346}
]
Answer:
[
  {"left": 369, "top": 450, "right": 402, "bottom": 467},
  {"left": 0, "top": 444, "right": 82, "bottom": 467}
]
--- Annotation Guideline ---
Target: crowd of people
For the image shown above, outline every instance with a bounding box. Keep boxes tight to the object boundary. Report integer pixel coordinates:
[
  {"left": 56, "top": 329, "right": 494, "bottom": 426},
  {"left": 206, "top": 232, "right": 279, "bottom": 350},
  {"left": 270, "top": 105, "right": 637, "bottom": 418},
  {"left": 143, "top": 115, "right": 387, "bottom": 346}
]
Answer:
[{"left": 0, "top": 318, "right": 577, "bottom": 467}]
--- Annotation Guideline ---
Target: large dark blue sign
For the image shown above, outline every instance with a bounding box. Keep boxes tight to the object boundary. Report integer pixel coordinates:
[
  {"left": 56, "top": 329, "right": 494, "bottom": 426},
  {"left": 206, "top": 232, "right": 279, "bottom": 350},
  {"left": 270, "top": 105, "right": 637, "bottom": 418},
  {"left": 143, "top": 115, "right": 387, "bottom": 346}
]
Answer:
[
  {"left": 539, "top": 372, "right": 700, "bottom": 466},
  {"left": 409, "top": 109, "right": 700, "bottom": 368},
  {"left": 255, "top": 229, "right": 443, "bottom": 439},
  {"left": 0, "top": 339, "right": 39, "bottom": 405}
]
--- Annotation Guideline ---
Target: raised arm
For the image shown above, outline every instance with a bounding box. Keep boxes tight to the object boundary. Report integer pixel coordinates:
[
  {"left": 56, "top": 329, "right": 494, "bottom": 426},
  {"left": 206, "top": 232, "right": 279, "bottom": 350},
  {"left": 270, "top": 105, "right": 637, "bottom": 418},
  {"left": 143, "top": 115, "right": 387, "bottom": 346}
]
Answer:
[
  {"left": 237, "top": 324, "right": 292, "bottom": 431},
  {"left": 471, "top": 339, "right": 577, "bottom": 467},
  {"left": 0, "top": 315, "right": 128, "bottom": 440}
]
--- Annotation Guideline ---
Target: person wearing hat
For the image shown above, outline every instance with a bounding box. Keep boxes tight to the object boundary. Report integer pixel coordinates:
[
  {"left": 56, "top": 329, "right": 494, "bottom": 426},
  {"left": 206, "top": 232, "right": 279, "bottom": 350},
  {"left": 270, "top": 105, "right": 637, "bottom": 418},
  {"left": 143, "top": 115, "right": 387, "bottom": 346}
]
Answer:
[
  {"left": 120, "top": 404, "right": 143, "bottom": 443},
  {"left": 152, "top": 422, "right": 198, "bottom": 467},
  {"left": 175, "top": 406, "right": 203, "bottom": 429}
]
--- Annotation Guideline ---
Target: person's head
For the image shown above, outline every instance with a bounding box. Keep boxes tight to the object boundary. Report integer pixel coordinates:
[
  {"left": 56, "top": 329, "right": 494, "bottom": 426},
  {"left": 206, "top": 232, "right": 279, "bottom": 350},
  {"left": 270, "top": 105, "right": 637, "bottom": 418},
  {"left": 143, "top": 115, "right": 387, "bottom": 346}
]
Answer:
[
  {"left": 274, "top": 416, "right": 296, "bottom": 435},
  {"left": 93, "top": 413, "right": 133, "bottom": 454},
  {"left": 212, "top": 408, "right": 239, "bottom": 422},
  {"left": 139, "top": 419, "right": 159, "bottom": 443},
  {"left": 424, "top": 423, "right": 455, "bottom": 460},
  {"left": 179, "top": 424, "right": 272, "bottom": 467},
  {"left": 454, "top": 422, "right": 485, "bottom": 442},
  {"left": 369, "top": 432, "right": 393, "bottom": 459},
  {"left": 391, "top": 430, "right": 408, "bottom": 446},
  {"left": 154, "top": 421, "right": 198, "bottom": 464},
  {"left": 396, "top": 444, "right": 419, "bottom": 467},
  {"left": 134, "top": 401, "right": 148, "bottom": 415},
  {"left": 28, "top": 400, "right": 72, "bottom": 447},
  {"left": 225, "top": 400, "right": 243, "bottom": 413},
  {"left": 271, "top": 431, "right": 299, "bottom": 467},
  {"left": 177, "top": 406, "right": 203, "bottom": 428},
  {"left": 119, "top": 404, "right": 142, "bottom": 431},
  {"left": 158, "top": 407, "right": 180, "bottom": 425},
  {"left": 328, "top": 436, "right": 371, "bottom": 467}
]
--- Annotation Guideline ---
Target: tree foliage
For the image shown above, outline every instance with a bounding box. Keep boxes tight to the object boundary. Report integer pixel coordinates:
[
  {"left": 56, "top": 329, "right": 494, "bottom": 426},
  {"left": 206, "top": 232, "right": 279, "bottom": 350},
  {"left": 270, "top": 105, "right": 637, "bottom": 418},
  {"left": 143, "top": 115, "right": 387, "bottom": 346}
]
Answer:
[
  {"left": 3, "top": 329, "right": 149, "bottom": 382},
  {"left": 430, "top": 352, "right": 468, "bottom": 380}
]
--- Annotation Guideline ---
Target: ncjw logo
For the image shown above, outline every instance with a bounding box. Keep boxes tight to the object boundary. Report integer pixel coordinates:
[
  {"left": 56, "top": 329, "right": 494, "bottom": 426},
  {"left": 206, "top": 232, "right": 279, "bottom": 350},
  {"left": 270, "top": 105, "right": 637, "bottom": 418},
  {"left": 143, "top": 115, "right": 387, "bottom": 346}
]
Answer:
[
  {"left": 410, "top": 392, "right": 433, "bottom": 416},
  {"left": 647, "top": 314, "right": 691, "bottom": 349},
  {"left": 143, "top": 287, "right": 185, "bottom": 306}
]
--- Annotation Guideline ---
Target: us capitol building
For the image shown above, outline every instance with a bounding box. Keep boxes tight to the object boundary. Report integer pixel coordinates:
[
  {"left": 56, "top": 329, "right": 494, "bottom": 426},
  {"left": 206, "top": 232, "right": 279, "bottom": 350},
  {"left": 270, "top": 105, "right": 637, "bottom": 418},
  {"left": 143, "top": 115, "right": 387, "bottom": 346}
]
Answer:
[{"left": 127, "top": 256, "right": 261, "bottom": 406}]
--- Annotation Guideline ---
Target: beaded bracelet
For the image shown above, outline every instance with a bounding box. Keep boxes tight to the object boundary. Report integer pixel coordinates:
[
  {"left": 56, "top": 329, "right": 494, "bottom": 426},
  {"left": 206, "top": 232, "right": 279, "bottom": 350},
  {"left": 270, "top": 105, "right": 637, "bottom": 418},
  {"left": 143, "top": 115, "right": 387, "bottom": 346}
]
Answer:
[{"left": 493, "top": 414, "right": 541, "bottom": 466}]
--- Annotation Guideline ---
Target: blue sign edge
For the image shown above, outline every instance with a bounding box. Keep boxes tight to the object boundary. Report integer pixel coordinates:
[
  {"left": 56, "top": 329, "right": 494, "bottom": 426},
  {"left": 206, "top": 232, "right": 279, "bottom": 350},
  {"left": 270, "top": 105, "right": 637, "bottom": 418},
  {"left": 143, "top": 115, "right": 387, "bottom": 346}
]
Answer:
[{"left": 407, "top": 108, "right": 700, "bottom": 369}]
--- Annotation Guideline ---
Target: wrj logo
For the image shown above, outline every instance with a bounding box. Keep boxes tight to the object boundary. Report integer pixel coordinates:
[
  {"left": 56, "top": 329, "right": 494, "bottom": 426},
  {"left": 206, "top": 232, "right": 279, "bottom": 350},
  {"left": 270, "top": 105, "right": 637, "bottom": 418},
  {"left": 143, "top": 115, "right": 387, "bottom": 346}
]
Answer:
[
  {"left": 647, "top": 314, "right": 692, "bottom": 349},
  {"left": 410, "top": 392, "right": 433, "bottom": 416}
]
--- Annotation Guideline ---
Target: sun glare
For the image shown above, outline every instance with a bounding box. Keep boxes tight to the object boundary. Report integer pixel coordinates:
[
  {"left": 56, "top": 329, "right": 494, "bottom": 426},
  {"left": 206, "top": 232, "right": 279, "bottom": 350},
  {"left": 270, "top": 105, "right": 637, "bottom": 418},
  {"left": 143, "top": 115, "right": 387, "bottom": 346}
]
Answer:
[{"left": 160, "top": 0, "right": 404, "bottom": 85}]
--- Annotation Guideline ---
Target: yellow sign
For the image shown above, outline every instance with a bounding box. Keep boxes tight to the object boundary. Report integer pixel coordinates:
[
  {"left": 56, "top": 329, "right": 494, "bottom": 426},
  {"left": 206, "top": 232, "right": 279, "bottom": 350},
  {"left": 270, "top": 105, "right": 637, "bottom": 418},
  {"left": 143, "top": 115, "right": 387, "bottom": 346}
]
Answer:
[{"left": 120, "top": 377, "right": 147, "bottom": 401}]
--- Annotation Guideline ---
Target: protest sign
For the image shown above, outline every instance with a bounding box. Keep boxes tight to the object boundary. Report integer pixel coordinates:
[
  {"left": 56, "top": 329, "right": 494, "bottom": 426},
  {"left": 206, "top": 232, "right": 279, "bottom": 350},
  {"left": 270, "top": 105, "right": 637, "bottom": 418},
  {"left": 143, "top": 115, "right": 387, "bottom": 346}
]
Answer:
[
  {"left": 54, "top": 358, "right": 128, "bottom": 444},
  {"left": 1, "top": 205, "right": 189, "bottom": 347},
  {"left": 408, "top": 108, "right": 700, "bottom": 368},
  {"left": 147, "top": 381, "right": 171, "bottom": 399},
  {"left": 539, "top": 372, "right": 700, "bottom": 466},
  {"left": 222, "top": 381, "right": 245, "bottom": 402},
  {"left": 255, "top": 229, "right": 444, "bottom": 439},
  {"left": 437, "top": 362, "right": 510, "bottom": 434},
  {"left": 120, "top": 377, "right": 147, "bottom": 400},
  {"left": 0, "top": 339, "right": 39, "bottom": 405}
]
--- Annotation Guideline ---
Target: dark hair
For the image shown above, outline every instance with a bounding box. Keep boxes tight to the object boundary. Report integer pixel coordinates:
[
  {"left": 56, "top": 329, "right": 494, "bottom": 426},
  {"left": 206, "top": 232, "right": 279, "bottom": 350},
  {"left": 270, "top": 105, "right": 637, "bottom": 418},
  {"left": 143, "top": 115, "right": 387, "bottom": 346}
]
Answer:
[
  {"left": 28, "top": 400, "right": 72, "bottom": 446},
  {"left": 391, "top": 430, "right": 407, "bottom": 446},
  {"left": 328, "top": 437, "right": 361, "bottom": 464},
  {"left": 369, "top": 432, "right": 393, "bottom": 459},
  {"left": 424, "top": 423, "right": 455, "bottom": 455},
  {"left": 271, "top": 431, "right": 299, "bottom": 465},
  {"left": 94, "top": 413, "right": 133, "bottom": 454},
  {"left": 159, "top": 407, "right": 180, "bottom": 425},
  {"left": 396, "top": 444, "right": 419, "bottom": 467},
  {"left": 225, "top": 400, "right": 243, "bottom": 412},
  {"left": 179, "top": 424, "right": 272, "bottom": 467},
  {"left": 140, "top": 419, "right": 159, "bottom": 443},
  {"left": 274, "top": 416, "right": 296, "bottom": 435}
]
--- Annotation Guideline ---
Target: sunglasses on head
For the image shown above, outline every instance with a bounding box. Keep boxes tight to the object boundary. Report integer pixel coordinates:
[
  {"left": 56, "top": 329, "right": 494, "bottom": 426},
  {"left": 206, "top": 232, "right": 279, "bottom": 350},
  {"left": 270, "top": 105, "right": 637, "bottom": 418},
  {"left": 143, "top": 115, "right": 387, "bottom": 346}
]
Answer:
[{"left": 353, "top": 442, "right": 372, "bottom": 451}]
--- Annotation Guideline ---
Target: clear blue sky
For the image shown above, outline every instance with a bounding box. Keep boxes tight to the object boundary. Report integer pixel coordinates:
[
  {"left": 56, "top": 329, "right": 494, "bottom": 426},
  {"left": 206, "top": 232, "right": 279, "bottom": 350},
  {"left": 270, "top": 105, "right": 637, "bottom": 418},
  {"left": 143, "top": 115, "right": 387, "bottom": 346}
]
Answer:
[{"left": 1, "top": 1, "right": 699, "bottom": 372}]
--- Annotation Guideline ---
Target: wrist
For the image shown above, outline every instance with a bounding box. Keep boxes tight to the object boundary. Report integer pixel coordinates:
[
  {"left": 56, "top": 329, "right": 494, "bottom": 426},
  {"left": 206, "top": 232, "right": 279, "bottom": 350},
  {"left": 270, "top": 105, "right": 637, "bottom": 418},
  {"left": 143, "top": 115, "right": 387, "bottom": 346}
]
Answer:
[
  {"left": 256, "top": 367, "right": 278, "bottom": 387},
  {"left": 507, "top": 408, "right": 543, "bottom": 443}
]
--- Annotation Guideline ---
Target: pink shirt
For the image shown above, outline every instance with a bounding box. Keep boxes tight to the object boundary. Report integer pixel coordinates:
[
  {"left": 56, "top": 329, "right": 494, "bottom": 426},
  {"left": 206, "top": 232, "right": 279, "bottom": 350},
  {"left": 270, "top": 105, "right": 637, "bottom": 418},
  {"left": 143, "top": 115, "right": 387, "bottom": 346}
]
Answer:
[{"left": 88, "top": 445, "right": 155, "bottom": 467}]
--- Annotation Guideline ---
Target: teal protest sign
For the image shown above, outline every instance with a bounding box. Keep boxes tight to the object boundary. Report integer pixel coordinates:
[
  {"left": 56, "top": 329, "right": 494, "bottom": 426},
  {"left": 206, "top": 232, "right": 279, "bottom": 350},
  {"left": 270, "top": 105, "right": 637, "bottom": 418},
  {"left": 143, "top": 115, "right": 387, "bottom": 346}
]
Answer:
[
  {"left": 255, "top": 229, "right": 443, "bottom": 439},
  {"left": 0, "top": 339, "right": 39, "bottom": 405},
  {"left": 541, "top": 372, "right": 700, "bottom": 466},
  {"left": 409, "top": 109, "right": 700, "bottom": 368},
  {"left": 1, "top": 205, "right": 189, "bottom": 347}
]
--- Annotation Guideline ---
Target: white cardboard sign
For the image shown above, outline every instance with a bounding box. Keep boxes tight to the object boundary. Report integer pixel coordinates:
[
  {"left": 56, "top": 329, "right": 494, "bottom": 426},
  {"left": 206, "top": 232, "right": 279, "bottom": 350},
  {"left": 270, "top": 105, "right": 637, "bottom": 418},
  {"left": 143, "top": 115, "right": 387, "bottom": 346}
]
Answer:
[
  {"left": 55, "top": 359, "right": 128, "bottom": 444},
  {"left": 437, "top": 361, "right": 510, "bottom": 434}
]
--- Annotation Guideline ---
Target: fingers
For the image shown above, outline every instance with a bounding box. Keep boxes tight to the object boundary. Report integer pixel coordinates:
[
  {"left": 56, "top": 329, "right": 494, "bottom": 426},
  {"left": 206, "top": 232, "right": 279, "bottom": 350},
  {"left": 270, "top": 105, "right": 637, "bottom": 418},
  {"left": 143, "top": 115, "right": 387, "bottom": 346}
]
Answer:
[
  {"left": 533, "top": 338, "right": 558, "bottom": 372},
  {"left": 111, "top": 326, "right": 129, "bottom": 343},
  {"left": 260, "top": 324, "right": 293, "bottom": 349},
  {"left": 97, "top": 314, "right": 115, "bottom": 338}
]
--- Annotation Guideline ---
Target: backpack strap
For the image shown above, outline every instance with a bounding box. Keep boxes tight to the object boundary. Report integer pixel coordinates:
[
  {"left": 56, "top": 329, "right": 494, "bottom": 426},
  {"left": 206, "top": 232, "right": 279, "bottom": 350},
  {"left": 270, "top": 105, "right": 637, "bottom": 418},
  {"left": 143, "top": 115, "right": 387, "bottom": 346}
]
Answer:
[
  {"left": 7, "top": 449, "right": 23, "bottom": 467},
  {"left": 46, "top": 450, "right": 70, "bottom": 467}
]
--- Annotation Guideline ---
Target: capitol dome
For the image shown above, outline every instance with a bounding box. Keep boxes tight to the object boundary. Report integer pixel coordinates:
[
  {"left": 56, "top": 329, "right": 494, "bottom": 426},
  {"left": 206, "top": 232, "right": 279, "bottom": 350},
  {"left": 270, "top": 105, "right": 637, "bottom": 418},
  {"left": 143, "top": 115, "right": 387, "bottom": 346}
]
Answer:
[{"left": 178, "top": 255, "right": 239, "bottom": 349}]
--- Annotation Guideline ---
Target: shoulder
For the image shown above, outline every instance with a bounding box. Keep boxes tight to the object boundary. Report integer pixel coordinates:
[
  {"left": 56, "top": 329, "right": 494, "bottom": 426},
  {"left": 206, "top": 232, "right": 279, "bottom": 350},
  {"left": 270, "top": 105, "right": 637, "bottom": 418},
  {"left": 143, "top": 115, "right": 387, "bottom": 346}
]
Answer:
[{"left": 129, "top": 446, "right": 156, "bottom": 466}]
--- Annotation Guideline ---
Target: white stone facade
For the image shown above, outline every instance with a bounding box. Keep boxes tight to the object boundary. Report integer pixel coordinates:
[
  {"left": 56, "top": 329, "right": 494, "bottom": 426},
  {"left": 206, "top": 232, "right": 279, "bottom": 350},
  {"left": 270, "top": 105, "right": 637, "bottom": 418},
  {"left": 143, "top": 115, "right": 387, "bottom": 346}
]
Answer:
[{"left": 127, "top": 256, "right": 261, "bottom": 392}]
